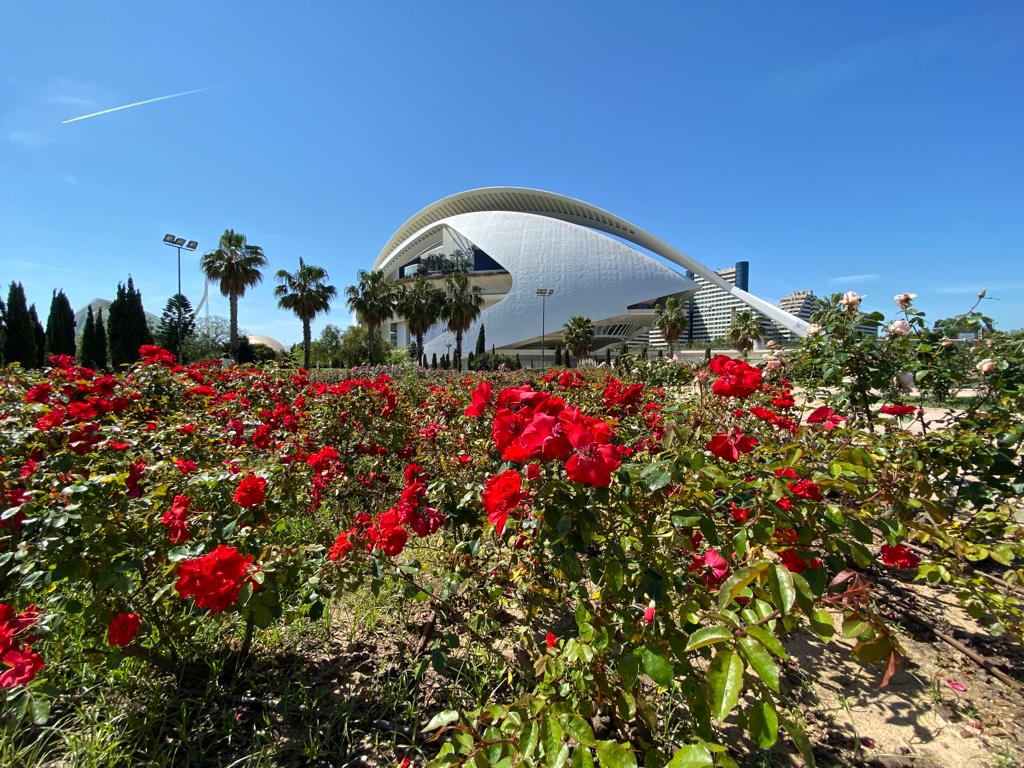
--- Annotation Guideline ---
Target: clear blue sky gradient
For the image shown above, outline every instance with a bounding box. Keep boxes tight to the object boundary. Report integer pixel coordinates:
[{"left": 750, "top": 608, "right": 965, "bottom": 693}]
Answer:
[{"left": 2, "top": 1, "right": 1022, "bottom": 346}]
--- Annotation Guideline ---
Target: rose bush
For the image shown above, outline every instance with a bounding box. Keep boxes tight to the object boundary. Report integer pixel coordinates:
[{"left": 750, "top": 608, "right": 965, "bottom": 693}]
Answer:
[{"left": 0, "top": 337, "right": 1020, "bottom": 765}]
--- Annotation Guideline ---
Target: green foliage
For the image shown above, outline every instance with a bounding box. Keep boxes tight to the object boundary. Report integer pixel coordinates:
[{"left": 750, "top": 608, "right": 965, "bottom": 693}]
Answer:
[
  {"left": 202, "top": 229, "right": 268, "bottom": 360},
  {"left": 4, "top": 282, "right": 37, "bottom": 368},
  {"left": 398, "top": 273, "right": 444, "bottom": 363},
  {"left": 107, "top": 278, "right": 153, "bottom": 367},
  {"left": 44, "top": 290, "right": 76, "bottom": 358},
  {"left": 726, "top": 310, "right": 764, "bottom": 357},
  {"left": 28, "top": 304, "right": 45, "bottom": 368},
  {"left": 156, "top": 294, "right": 196, "bottom": 361},
  {"left": 275, "top": 258, "right": 337, "bottom": 369},
  {"left": 440, "top": 270, "right": 484, "bottom": 372},
  {"left": 654, "top": 297, "right": 688, "bottom": 353},
  {"left": 346, "top": 269, "right": 398, "bottom": 362},
  {"left": 563, "top": 316, "right": 595, "bottom": 363}
]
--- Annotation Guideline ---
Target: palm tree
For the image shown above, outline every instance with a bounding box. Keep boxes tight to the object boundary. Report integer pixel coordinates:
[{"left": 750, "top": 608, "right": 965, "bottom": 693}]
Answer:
[
  {"left": 726, "top": 310, "right": 764, "bottom": 358},
  {"left": 399, "top": 273, "right": 444, "bottom": 364},
  {"left": 274, "top": 258, "right": 337, "bottom": 368},
  {"left": 562, "top": 316, "right": 595, "bottom": 366},
  {"left": 345, "top": 269, "right": 397, "bottom": 362},
  {"left": 440, "top": 271, "right": 484, "bottom": 371},
  {"left": 654, "top": 297, "right": 688, "bottom": 354},
  {"left": 201, "top": 229, "right": 268, "bottom": 360}
]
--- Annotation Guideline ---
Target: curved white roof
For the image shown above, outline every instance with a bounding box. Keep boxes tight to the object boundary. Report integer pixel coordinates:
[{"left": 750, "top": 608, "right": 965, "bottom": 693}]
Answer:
[{"left": 376, "top": 187, "right": 810, "bottom": 337}]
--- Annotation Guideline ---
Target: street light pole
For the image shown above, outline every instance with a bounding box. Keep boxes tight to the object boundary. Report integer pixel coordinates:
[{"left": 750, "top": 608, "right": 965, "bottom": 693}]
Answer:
[
  {"left": 162, "top": 234, "right": 198, "bottom": 364},
  {"left": 536, "top": 288, "right": 554, "bottom": 368}
]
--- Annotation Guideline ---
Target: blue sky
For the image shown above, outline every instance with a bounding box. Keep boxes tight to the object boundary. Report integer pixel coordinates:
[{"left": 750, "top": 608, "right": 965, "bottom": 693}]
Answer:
[{"left": 2, "top": 1, "right": 1022, "bottom": 345}]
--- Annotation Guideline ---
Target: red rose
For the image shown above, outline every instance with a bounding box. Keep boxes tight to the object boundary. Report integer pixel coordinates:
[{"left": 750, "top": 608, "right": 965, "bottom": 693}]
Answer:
[
  {"left": 0, "top": 647, "right": 44, "bottom": 688},
  {"left": 880, "top": 544, "right": 920, "bottom": 569},
  {"left": 880, "top": 404, "right": 917, "bottom": 417},
  {"left": 709, "top": 356, "right": 763, "bottom": 399},
  {"left": 707, "top": 428, "right": 758, "bottom": 462},
  {"left": 545, "top": 632, "right": 557, "bottom": 649},
  {"left": 107, "top": 613, "right": 141, "bottom": 647},
  {"left": 806, "top": 405, "right": 846, "bottom": 430},
  {"left": 482, "top": 470, "right": 525, "bottom": 535},
  {"left": 174, "top": 458, "right": 198, "bottom": 474},
  {"left": 175, "top": 545, "right": 258, "bottom": 614},
  {"left": 464, "top": 380, "right": 493, "bottom": 417},
  {"left": 233, "top": 474, "right": 267, "bottom": 508},
  {"left": 161, "top": 495, "right": 193, "bottom": 543}
]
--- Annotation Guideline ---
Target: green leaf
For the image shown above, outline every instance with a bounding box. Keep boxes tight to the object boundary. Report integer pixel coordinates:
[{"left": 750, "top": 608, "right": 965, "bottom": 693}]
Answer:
[
  {"left": 738, "top": 637, "right": 779, "bottom": 692},
  {"left": 520, "top": 719, "right": 539, "bottom": 758},
  {"left": 743, "top": 626, "right": 787, "bottom": 659},
  {"left": 641, "top": 461, "right": 672, "bottom": 491},
  {"left": 808, "top": 609, "right": 835, "bottom": 641},
  {"left": 706, "top": 649, "right": 744, "bottom": 722},
  {"left": 561, "top": 714, "right": 597, "bottom": 747},
  {"left": 768, "top": 564, "right": 796, "bottom": 615},
  {"left": 30, "top": 696, "right": 51, "bottom": 725},
  {"left": 717, "top": 561, "right": 769, "bottom": 610},
  {"left": 665, "top": 743, "right": 714, "bottom": 768},
  {"left": 572, "top": 746, "right": 595, "bottom": 768},
  {"left": 618, "top": 654, "right": 639, "bottom": 689},
  {"left": 684, "top": 626, "right": 733, "bottom": 652},
  {"left": 747, "top": 699, "right": 778, "bottom": 749},
  {"left": 595, "top": 740, "right": 637, "bottom": 768},
  {"left": 642, "top": 646, "right": 675, "bottom": 688},
  {"left": 781, "top": 715, "right": 816, "bottom": 766},
  {"left": 423, "top": 709, "right": 459, "bottom": 732},
  {"left": 542, "top": 715, "right": 565, "bottom": 761}
]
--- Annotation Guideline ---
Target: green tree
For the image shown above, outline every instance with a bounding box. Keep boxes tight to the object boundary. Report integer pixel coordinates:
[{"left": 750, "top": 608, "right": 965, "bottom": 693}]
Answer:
[
  {"left": 29, "top": 304, "right": 45, "bottom": 368},
  {"left": 107, "top": 278, "right": 153, "bottom": 366},
  {"left": 397, "top": 273, "right": 442, "bottom": 364},
  {"left": 562, "top": 316, "right": 595, "bottom": 365},
  {"left": 4, "top": 282, "right": 36, "bottom": 367},
  {"left": 156, "top": 294, "right": 197, "bottom": 361},
  {"left": 726, "top": 310, "right": 765, "bottom": 358},
  {"left": 431, "top": 352, "right": 438, "bottom": 370},
  {"left": 0, "top": 296, "right": 7, "bottom": 365},
  {"left": 201, "top": 229, "right": 268, "bottom": 360},
  {"left": 45, "top": 290, "right": 76, "bottom": 358},
  {"left": 79, "top": 306, "right": 97, "bottom": 368},
  {"left": 440, "top": 271, "right": 484, "bottom": 372},
  {"left": 274, "top": 258, "right": 337, "bottom": 369},
  {"left": 94, "top": 309, "right": 108, "bottom": 369},
  {"left": 654, "top": 296, "right": 688, "bottom": 354},
  {"left": 475, "top": 324, "right": 486, "bottom": 356},
  {"left": 554, "top": 344, "right": 563, "bottom": 366},
  {"left": 346, "top": 269, "right": 397, "bottom": 363}
]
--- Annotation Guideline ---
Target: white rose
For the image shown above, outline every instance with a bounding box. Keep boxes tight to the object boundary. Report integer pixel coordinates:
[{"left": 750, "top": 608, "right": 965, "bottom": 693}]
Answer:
[
  {"left": 807, "top": 323, "right": 823, "bottom": 337},
  {"left": 841, "top": 291, "right": 864, "bottom": 310},
  {"left": 889, "top": 319, "right": 910, "bottom": 335},
  {"left": 894, "top": 292, "right": 916, "bottom": 310},
  {"left": 976, "top": 358, "right": 996, "bottom": 374}
]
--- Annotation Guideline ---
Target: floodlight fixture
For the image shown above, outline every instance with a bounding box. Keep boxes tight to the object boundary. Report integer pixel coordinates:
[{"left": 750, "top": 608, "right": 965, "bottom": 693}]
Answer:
[{"left": 160, "top": 232, "right": 199, "bottom": 364}]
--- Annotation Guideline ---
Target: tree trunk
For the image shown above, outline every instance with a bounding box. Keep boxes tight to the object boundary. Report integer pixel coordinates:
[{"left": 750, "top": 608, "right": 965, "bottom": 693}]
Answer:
[
  {"left": 229, "top": 293, "right": 239, "bottom": 360},
  {"left": 302, "top": 319, "right": 311, "bottom": 369},
  {"left": 366, "top": 322, "right": 375, "bottom": 363},
  {"left": 455, "top": 331, "right": 463, "bottom": 371},
  {"left": 416, "top": 333, "right": 424, "bottom": 365}
]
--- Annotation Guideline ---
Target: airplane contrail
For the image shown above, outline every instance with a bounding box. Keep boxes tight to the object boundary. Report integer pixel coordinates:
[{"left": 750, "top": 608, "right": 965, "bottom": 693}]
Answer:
[{"left": 61, "top": 87, "right": 214, "bottom": 124}]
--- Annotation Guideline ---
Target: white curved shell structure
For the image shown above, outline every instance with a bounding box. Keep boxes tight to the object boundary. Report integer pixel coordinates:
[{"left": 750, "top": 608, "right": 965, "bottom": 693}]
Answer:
[{"left": 375, "top": 188, "right": 810, "bottom": 361}]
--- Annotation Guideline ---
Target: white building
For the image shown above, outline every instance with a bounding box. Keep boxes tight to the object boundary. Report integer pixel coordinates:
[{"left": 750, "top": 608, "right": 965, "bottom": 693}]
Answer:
[{"left": 373, "top": 188, "right": 810, "bottom": 363}]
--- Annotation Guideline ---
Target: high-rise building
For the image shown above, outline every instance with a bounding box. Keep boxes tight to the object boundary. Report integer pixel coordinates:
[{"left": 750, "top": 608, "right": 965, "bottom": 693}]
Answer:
[
  {"left": 773, "top": 290, "right": 820, "bottom": 340},
  {"left": 683, "top": 261, "right": 751, "bottom": 342}
]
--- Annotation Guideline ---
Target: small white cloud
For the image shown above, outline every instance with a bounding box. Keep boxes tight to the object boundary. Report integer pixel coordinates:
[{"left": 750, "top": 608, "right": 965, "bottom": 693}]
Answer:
[
  {"left": 828, "top": 273, "right": 881, "bottom": 284},
  {"left": 6, "top": 130, "right": 50, "bottom": 148}
]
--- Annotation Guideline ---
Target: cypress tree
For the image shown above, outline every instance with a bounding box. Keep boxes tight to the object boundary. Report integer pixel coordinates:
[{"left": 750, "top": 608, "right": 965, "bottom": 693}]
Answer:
[
  {"left": 431, "top": 352, "right": 437, "bottom": 370},
  {"left": 565, "top": 350, "right": 572, "bottom": 369},
  {"left": 4, "top": 282, "right": 36, "bottom": 367},
  {"left": 29, "top": 304, "right": 45, "bottom": 368},
  {"left": 45, "top": 290, "right": 76, "bottom": 357},
  {"left": 474, "top": 324, "right": 486, "bottom": 356},
  {"left": 95, "top": 310, "right": 108, "bottom": 369},
  {"left": 80, "top": 306, "right": 97, "bottom": 368},
  {"left": 467, "top": 351, "right": 475, "bottom": 370},
  {"left": 108, "top": 278, "right": 153, "bottom": 366},
  {"left": 156, "top": 294, "right": 195, "bottom": 360},
  {"left": 0, "top": 296, "right": 7, "bottom": 365},
  {"left": 605, "top": 348, "right": 611, "bottom": 366},
  {"left": 515, "top": 353, "right": 521, "bottom": 370},
  {"left": 554, "top": 344, "right": 562, "bottom": 366},
  {"left": 421, "top": 353, "right": 427, "bottom": 368}
]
